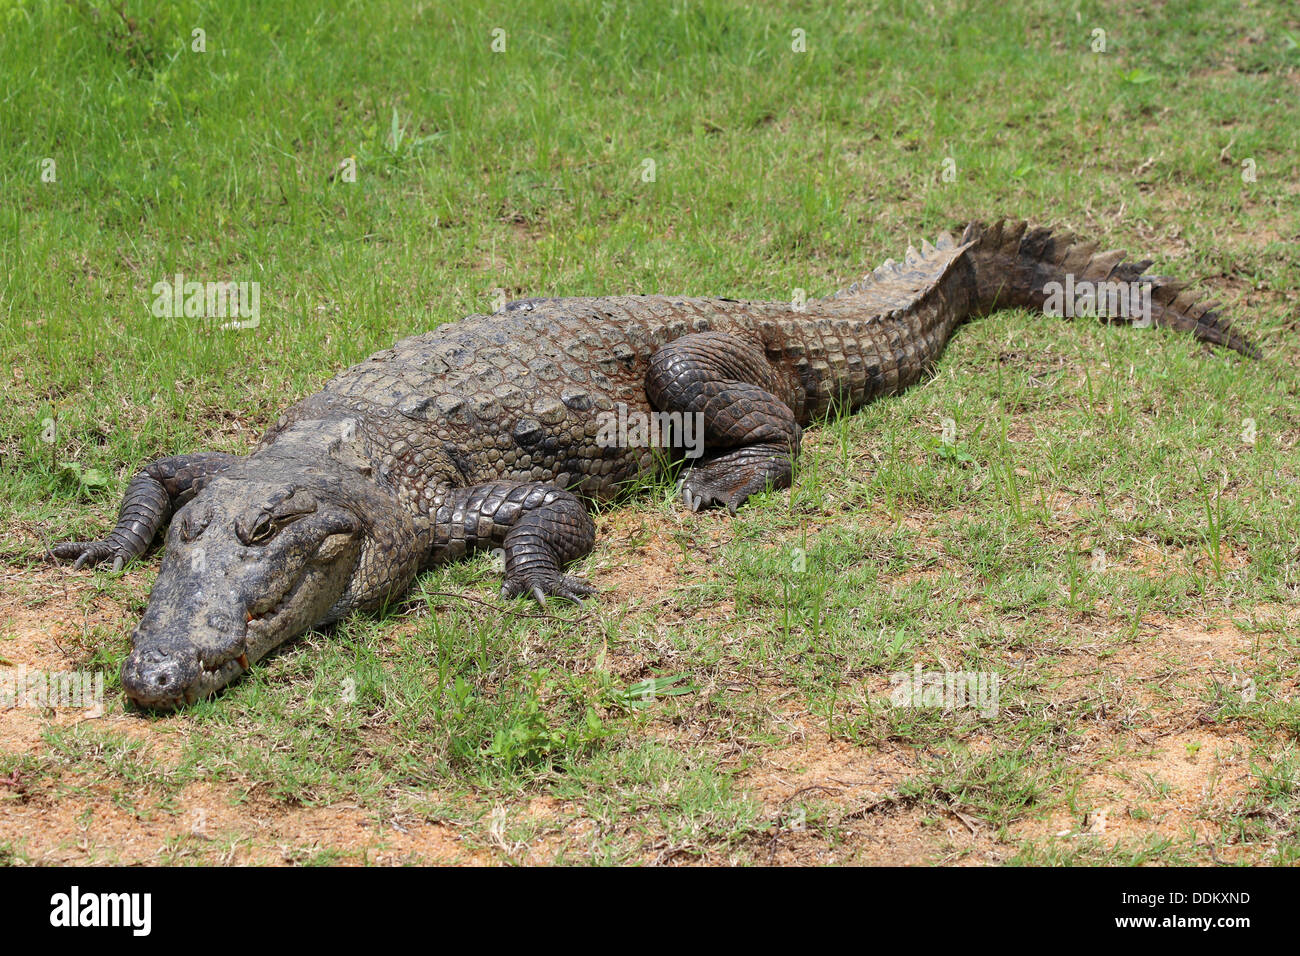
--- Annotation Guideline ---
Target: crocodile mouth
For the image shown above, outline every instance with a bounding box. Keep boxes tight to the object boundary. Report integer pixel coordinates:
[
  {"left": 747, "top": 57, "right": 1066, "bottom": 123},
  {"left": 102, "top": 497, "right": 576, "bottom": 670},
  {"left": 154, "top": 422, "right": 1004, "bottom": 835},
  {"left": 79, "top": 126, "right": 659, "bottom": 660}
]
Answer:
[
  {"left": 172, "top": 656, "right": 247, "bottom": 710},
  {"left": 243, "top": 559, "right": 323, "bottom": 647},
  {"left": 132, "top": 649, "right": 246, "bottom": 711}
]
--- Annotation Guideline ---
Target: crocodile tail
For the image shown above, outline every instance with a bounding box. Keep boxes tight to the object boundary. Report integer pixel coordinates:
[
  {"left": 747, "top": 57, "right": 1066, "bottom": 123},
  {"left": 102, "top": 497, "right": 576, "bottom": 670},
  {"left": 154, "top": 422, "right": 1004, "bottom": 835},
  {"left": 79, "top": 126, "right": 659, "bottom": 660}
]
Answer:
[{"left": 959, "top": 219, "right": 1260, "bottom": 358}]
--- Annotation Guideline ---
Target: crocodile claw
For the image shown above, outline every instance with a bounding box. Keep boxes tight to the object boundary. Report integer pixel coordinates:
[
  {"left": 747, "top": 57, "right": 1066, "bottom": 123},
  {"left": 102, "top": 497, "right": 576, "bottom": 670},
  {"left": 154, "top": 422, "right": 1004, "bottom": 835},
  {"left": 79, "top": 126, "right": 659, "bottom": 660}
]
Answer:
[
  {"left": 502, "top": 572, "right": 596, "bottom": 606},
  {"left": 678, "top": 477, "right": 752, "bottom": 515},
  {"left": 48, "top": 540, "right": 131, "bottom": 572}
]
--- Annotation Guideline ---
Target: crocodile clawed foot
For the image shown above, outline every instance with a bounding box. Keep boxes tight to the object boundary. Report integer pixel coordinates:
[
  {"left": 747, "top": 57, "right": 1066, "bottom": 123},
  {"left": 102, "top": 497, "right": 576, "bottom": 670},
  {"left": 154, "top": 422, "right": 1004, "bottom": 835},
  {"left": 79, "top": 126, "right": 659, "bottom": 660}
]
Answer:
[
  {"left": 679, "top": 474, "right": 770, "bottom": 515},
  {"left": 502, "top": 572, "right": 597, "bottom": 606},
  {"left": 676, "top": 443, "right": 795, "bottom": 516},
  {"left": 47, "top": 540, "right": 129, "bottom": 572},
  {"left": 679, "top": 456, "right": 788, "bottom": 514}
]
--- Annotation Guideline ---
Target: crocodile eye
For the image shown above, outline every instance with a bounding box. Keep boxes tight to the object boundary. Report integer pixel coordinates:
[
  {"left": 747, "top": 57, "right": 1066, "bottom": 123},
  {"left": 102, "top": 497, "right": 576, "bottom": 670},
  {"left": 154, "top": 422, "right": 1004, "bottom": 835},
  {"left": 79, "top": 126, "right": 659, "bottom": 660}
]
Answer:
[
  {"left": 236, "top": 511, "right": 276, "bottom": 546},
  {"left": 252, "top": 514, "right": 274, "bottom": 541}
]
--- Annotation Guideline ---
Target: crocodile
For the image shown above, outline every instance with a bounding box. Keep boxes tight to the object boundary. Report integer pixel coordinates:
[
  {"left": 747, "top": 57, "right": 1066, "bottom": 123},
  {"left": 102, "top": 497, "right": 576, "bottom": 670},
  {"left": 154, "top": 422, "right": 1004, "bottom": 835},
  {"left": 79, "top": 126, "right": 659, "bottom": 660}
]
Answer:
[{"left": 49, "top": 220, "right": 1259, "bottom": 708}]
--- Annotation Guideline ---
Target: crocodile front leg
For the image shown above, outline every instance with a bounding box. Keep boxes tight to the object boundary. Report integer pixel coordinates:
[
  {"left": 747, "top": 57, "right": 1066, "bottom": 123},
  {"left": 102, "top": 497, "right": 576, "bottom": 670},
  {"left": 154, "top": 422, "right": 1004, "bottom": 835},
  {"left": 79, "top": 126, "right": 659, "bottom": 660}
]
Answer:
[
  {"left": 646, "top": 331, "right": 802, "bottom": 513},
  {"left": 431, "top": 482, "right": 597, "bottom": 604},
  {"left": 48, "top": 453, "right": 240, "bottom": 571}
]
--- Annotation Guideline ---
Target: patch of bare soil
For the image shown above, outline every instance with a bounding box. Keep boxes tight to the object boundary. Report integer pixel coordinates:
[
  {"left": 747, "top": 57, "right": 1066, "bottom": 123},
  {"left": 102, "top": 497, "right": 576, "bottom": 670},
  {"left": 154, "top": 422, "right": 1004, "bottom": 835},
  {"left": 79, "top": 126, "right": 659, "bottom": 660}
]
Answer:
[
  {"left": 1, "top": 775, "right": 486, "bottom": 865},
  {"left": 731, "top": 718, "right": 1003, "bottom": 865},
  {"left": 1014, "top": 728, "right": 1259, "bottom": 858},
  {"left": 588, "top": 507, "right": 729, "bottom": 613},
  {"left": 1010, "top": 611, "right": 1291, "bottom": 862}
]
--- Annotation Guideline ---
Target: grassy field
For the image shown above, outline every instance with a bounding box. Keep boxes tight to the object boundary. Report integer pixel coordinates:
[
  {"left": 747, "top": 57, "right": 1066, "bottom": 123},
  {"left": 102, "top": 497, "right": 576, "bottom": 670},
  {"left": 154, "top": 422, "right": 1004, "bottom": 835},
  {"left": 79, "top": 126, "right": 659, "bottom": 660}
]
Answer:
[{"left": 1, "top": 0, "right": 1298, "bottom": 865}]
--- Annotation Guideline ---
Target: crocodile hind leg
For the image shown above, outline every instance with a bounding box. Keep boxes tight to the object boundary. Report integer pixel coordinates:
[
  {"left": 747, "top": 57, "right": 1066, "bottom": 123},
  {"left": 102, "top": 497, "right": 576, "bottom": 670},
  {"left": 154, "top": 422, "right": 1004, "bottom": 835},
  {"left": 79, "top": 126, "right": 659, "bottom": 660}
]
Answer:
[
  {"left": 48, "top": 453, "right": 240, "bottom": 571},
  {"left": 646, "top": 331, "right": 802, "bottom": 514},
  {"left": 431, "top": 482, "right": 597, "bottom": 604}
]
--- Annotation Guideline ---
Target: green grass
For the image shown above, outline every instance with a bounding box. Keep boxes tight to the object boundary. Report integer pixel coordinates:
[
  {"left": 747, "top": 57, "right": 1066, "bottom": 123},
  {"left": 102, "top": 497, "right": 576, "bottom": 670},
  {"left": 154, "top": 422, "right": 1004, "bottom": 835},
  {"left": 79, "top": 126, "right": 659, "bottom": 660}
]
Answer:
[{"left": 1, "top": 0, "right": 1298, "bottom": 865}]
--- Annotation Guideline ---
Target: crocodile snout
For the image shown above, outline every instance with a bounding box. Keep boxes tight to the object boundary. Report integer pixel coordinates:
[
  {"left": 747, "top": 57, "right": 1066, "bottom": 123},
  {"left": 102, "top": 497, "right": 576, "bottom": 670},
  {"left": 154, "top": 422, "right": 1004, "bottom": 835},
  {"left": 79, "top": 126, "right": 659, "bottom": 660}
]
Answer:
[{"left": 121, "top": 640, "right": 203, "bottom": 709}]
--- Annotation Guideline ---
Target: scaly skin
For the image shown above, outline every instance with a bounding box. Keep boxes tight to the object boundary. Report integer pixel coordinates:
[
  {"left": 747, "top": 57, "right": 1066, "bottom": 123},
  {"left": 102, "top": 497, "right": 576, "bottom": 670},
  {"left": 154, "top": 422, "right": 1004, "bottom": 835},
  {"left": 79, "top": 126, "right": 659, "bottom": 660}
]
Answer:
[{"left": 48, "top": 220, "right": 1259, "bottom": 708}]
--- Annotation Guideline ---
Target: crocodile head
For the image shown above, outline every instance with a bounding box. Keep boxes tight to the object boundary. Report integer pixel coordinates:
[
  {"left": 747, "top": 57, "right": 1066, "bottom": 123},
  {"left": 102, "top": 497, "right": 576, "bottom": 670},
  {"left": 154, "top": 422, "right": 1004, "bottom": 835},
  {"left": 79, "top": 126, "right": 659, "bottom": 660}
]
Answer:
[{"left": 120, "top": 472, "right": 366, "bottom": 709}]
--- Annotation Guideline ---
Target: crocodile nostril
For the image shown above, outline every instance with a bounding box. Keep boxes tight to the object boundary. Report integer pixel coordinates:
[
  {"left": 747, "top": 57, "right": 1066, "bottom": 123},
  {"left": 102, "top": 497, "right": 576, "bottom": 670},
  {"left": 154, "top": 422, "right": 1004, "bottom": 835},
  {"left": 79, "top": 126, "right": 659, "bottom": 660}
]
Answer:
[{"left": 122, "top": 638, "right": 200, "bottom": 707}]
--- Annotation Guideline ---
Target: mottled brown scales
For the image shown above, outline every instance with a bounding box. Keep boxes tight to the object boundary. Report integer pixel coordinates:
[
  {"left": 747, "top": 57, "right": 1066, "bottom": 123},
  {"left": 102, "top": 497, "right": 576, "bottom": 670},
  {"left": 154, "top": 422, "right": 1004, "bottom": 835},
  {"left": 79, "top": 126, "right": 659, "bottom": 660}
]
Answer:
[{"left": 49, "top": 220, "right": 1259, "bottom": 707}]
